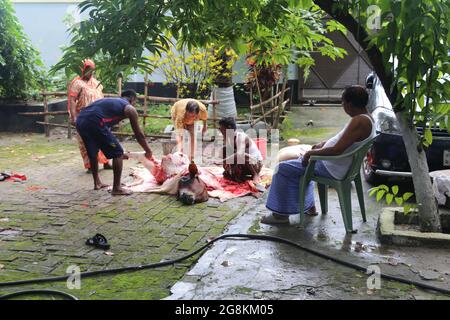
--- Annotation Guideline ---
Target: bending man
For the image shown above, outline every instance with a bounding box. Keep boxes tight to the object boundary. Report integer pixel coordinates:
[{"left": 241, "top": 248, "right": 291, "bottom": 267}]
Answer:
[
  {"left": 171, "top": 99, "right": 208, "bottom": 160},
  {"left": 76, "top": 90, "right": 153, "bottom": 195}
]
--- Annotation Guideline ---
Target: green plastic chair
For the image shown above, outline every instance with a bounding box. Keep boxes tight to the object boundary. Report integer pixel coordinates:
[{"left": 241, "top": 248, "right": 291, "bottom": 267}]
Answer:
[{"left": 299, "top": 137, "right": 377, "bottom": 233}]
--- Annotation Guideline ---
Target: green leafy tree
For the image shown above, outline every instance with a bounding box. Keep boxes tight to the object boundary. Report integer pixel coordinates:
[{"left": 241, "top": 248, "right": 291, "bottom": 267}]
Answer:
[
  {"left": 0, "top": 0, "right": 45, "bottom": 99},
  {"left": 52, "top": 0, "right": 448, "bottom": 233},
  {"left": 51, "top": 0, "right": 172, "bottom": 86},
  {"left": 53, "top": 1, "right": 345, "bottom": 91},
  {"left": 314, "top": 0, "right": 449, "bottom": 232},
  {"left": 169, "top": 1, "right": 346, "bottom": 107},
  {"left": 242, "top": 3, "right": 347, "bottom": 105}
]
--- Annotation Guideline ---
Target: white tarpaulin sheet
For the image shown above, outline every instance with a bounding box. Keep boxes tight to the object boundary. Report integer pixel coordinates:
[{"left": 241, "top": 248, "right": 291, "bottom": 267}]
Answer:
[
  {"left": 208, "top": 86, "right": 237, "bottom": 118},
  {"left": 430, "top": 170, "right": 450, "bottom": 205}
]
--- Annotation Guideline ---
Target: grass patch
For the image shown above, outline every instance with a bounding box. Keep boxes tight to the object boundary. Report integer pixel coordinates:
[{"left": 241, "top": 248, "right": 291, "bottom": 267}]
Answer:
[
  {"left": 0, "top": 135, "right": 75, "bottom": 169},
  {"left": 120, "top": 104, "right": 172, "bottom": 135},
  {"left": 280, "top": 117, "right": 339, "bottom": 145}
]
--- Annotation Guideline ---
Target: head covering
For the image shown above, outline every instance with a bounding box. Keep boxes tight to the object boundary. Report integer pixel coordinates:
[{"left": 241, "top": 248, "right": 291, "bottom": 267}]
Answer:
[{"left": 81, "top": 59, "right": 96, "bottom": 77}]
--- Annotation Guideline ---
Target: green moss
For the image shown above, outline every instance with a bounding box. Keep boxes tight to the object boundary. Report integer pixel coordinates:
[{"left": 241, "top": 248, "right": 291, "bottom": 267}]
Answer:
[
  {"left": 383, "top": 280, "right": 416, "bottom": 292},
  {"left": 0, "top": 136, "right": 74, "bottom": 169},
  {"left": 235, "top": 286, "right": 253, "bottom": 294},
  {"left": 248, "top": 218, "right": 261, "bottom": 234},
  {"left": 0, "top": 134, "right": 245, "bottom": 300},
  {"left": 281, "top": 127, "right": 338, "bottom": 144}
]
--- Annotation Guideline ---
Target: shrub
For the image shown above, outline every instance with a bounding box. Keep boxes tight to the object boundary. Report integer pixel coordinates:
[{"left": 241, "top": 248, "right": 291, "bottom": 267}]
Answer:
[{"left": 0, "top": 0, "right": 45, "bottom": 100}]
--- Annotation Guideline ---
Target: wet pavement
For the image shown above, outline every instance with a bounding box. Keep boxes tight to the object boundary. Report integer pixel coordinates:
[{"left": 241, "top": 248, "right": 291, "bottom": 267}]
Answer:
[
  {"left": 168, "top": 106, "right": 450, "bottom": 300},
  {"left": 1, "top": 106, "right": 449, "bottom": 300},
  {"left": 168, "top": 185, "right": 450, "bottom": 300},
  {"left": 0, "top": 133, "right": 250, "bottom": 299}
]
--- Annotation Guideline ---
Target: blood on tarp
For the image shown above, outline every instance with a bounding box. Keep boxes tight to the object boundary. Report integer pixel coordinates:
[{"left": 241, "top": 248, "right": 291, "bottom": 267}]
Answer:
[
  {"left": 125, "top": 152, "right": 273, "bottom": 202},
  {"left": 148, "top": 159, "right": 167, "bottom": 184}
]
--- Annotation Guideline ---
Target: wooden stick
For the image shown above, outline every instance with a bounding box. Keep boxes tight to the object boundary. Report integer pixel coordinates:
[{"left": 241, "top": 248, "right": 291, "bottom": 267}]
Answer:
[
  {"left": 212, "top": 88, "right": 217, "bottom": 134},
  {"left": 24, "top": 112, "right": 241, "bottom": 121},
  {"left": 118, "top": 77, "right": 122, "bottom": 96},
  {"left": 67, "top": 112, "right": 72, "bottom": 139},
  {"left": 140, "top": 114, "right": 245, "bottom": 121},
  {"left": 43, "top": 94, "right": 50, "bottom": 137},
  {"left": 143, "top": 96, "right": 219, "bottom": 105},
  {"left": 105, "top": 93, "right": 219, "bottom": 105},
  {"left": 253, "top": 66, "right": 267, "bottom": 125},
  {"left": 37, "top": 122, "right": 72, "bottom": 129},
  {"left": 251, "top": 99, "right": 289, "bottom": 127},
  {"left": 271, "top": 85, "right": 277, "bottom": 126},
  {"left": 39, "top": 91, "right": 219, "bottom": 105},
  {"left": 143, "top": 73, "right": 148, "bottom": 128},
  {"left": 252, "top": 108, "right": 278, "bottom": 127},
  {"left": 274, "top": 76, "right": 288, "bottom": 129},
  {"left": 250, "top": 87, "right": 290, "bottom": 110},
  {"left": 113, "top": 132, "right": 171, "bottom": 139},
  {"left": 249, "top": 86, "right": 254, "bottom": 122},
  {"left": 36, "top": 122, "right": 172, "bottom": 139},
  {"left": 40, "top": 91, "right": 67, "bottom": 97},
  {"left": 18, "top": 111, "right": 69, "bottom": 116}
]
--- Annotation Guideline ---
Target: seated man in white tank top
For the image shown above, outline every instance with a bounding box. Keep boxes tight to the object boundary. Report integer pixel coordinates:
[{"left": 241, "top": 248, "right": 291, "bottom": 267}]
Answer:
[
  {"left": 301, "top": 87, "right": 376, "bottom": 177},
  {"left": 262, "top": 85, "right": 376, "bottom": 224},
  {"left": 219, "top": 117, "right": 263, "bottom": 183}
]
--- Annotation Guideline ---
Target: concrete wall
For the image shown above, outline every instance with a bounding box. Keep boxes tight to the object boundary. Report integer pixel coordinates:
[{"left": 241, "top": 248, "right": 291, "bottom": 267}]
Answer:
[{"left": 0, "top": 100, "right": 67, "bottom": 133}]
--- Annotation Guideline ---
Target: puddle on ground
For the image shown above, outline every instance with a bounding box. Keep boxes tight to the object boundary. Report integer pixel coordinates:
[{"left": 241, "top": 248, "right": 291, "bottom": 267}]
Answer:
[
  {"left": 0, "top": 228, "right": 22, "bottom": 238},
  {"left": 247, "top": 251, "right": 271, "bottom": 260}
]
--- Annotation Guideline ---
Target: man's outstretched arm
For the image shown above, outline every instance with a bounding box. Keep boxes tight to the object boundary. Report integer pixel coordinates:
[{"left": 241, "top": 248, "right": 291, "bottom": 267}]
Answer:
[{"left": 125, "top": 106, "right": 153, "bottom": 159}]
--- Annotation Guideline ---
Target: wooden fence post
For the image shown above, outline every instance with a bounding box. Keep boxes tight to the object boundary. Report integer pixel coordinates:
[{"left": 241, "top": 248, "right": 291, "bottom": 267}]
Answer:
[
  {"left": 118, "top": 77, "right": 123, "bottom": 96},
  {"left": 117, "top": 77, "right": 123, "bottom": 131},
  {"left": 24, "top": 91, "right": 220, "bottom": 139},
  {"left": 43, "top": 93, "right": 50, "bottom": 137},
  {"left": 253, "top": 67, "right": 267, "bottom": 127},
  {"left": 67, "top": 113, "right": 72, "bottom": 139},
  {"left": 249, "top": 87, "right": 254, "bottom": 123},
  {"left": 143, "top": 73, "right": 148, "bottom": 128},
  {"left": 212, "top": 89, "right": 217, "bottom": 132}
]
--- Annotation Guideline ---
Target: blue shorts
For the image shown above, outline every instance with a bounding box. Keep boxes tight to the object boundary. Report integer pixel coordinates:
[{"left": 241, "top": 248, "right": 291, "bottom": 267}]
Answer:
[{"left": 76, "top": 117, "right": 124, "bottom": 160}]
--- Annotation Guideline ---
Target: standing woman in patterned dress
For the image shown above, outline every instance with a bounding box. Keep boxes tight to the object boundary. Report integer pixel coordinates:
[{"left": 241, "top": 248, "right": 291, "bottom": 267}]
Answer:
[{"left": 68, "top": 59, "right": 112, "bottom": 172}]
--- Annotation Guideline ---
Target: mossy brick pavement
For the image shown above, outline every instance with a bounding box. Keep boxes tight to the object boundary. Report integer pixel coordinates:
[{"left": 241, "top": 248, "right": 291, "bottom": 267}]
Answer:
[{"left": 0, "top": 133, "right": 249, "bottom": 299}]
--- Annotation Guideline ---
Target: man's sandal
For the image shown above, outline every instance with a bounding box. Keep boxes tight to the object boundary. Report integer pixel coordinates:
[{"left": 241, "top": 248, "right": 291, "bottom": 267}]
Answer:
[
  {"left": 85, "top": 234, "right": 111, "bottom": 250},
  {"left": 305, "top": 206, "right": 318, "bottom": 216},
  {"left": 261, "top": 213, "right": 290, "bottom": 225}
]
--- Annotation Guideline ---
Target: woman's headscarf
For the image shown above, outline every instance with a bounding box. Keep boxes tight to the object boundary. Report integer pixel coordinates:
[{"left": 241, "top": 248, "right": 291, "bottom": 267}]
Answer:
[{"left": 81, "top": 59, "right": 96, "bottom": 77}]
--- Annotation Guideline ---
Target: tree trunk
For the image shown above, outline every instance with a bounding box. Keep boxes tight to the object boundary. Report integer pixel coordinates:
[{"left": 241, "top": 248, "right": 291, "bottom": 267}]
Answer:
[
  {"left": 396, "top": 111, "right": 441, "bottom": 232},
  {"left": 212, "top": 48, "right": 237, "bottom": 119}
]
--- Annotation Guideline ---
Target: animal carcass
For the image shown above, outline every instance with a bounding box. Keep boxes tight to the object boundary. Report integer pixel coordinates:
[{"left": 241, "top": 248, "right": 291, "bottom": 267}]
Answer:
[
  {"left": 126, "top": 152, "right": 209, "bottom": 204},
  {"left": 177, "top": 163, "right": 209, "bottom": 205},
  {"left": 126, "top": 152, "right": 273, "bottom": 202}
]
